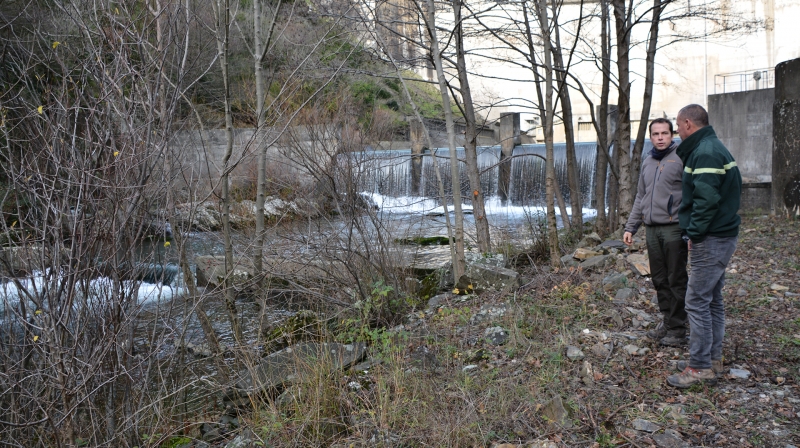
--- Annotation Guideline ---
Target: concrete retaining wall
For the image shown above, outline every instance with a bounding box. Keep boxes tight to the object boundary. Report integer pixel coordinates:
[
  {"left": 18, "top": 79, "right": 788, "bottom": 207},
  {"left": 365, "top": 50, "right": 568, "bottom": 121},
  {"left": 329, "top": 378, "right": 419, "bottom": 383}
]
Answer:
[
  {"left": 773, "top": 58, "right": 800, "bottom": 217},
  {"left": 708, "top": 89, "right": 774, "bottom": 181},
  {"left": 169, "top": 126, "right": 338, "bottom": 196},
  {"left": 740, "top": 182, "right": 772, "bottom": 215}
]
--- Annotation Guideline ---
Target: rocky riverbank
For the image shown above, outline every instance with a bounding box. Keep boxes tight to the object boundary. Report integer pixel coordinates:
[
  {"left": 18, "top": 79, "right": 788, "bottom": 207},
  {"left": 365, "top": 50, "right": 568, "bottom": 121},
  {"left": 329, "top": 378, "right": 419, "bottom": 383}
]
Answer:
[
  {"left": 174, "top": 197, "right": 323, "bottom": 232},
  {"left": 181, "top": 215, "right": 799, "bottom": 448}
]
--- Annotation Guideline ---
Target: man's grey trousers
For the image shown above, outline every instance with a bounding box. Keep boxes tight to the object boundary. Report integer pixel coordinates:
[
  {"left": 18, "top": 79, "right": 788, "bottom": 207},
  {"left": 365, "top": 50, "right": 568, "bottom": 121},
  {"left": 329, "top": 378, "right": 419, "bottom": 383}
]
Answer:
[{"left": 685, "top": 236, "right": 738, "bottom": 370}]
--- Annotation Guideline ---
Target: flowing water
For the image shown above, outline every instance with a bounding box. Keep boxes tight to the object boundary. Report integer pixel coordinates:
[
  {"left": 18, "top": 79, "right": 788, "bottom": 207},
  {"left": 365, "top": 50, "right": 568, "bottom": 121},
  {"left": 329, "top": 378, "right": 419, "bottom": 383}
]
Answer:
[
  {"left": 2, "top": 140, "right": 661, "bottom": 350},
  {"left": 346, "top": 140, "right": 657, "bottom": 229}
]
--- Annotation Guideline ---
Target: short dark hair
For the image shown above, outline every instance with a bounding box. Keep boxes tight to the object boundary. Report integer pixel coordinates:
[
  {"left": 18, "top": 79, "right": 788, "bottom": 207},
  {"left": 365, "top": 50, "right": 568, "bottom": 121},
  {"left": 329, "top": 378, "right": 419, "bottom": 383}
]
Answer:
[
  {"left": 678, "top": 104, "right": 709, "bottom": 127},
  {"left": 649, "top": 117, "right": 673, "bottom": 135}
]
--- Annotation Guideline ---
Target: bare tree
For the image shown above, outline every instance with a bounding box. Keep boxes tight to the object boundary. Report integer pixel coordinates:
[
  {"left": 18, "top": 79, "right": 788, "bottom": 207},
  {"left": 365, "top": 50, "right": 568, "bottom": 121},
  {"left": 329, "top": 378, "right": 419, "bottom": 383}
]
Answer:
[
  {"left": 533, "top": 0, "right": 562, "bottom": 264},
  {"left": 550, "top": 0, "right": 585, "bottom": 231},
  {"left": 253, "top": 0, "right": 283, "bottom": 290},
  {"left": 425, "top": 0, "right": 466, "bottom": 278},
  {"left": 0, "top": 1, "right": 224, "bottom": 444},
  {"left": 612, "top": 0, "right": 634, "bottom": 230},
  {"left": 211, "top": 0, "right": 244, "bottom": 344}
]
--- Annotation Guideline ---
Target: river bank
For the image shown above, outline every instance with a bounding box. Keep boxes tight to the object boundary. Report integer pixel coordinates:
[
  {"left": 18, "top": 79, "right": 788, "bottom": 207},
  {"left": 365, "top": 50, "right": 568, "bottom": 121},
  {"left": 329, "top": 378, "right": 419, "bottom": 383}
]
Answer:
[{"left": 161, "top": 215, "right": 798, "bottom": 448}]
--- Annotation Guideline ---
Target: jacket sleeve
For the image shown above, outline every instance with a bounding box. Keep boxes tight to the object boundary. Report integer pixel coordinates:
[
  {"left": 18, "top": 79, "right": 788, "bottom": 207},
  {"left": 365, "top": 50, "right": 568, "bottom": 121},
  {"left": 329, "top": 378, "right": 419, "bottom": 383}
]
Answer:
[
  {"left": 686, "top": 146, "right": 726, "bottom": 242},
  {"left": 624, "top": 163, "right": 647, "bottom": 234}
]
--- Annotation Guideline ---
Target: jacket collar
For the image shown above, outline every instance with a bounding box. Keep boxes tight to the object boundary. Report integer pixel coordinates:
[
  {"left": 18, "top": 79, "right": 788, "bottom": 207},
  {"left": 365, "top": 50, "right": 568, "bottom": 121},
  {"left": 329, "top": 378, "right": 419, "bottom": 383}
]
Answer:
[
  {"left": 650, "top": 141, "right": 678, "bottom": 160},
  {"left": 677, "top": 126, "right": 717, "bottom": 159}
]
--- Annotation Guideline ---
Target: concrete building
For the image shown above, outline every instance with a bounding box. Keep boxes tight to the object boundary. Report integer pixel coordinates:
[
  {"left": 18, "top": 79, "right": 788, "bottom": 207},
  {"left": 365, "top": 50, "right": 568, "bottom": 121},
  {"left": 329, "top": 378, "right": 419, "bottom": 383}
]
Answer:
[{"left": 464, "top": 0, "right": 799, "bottom": 144}]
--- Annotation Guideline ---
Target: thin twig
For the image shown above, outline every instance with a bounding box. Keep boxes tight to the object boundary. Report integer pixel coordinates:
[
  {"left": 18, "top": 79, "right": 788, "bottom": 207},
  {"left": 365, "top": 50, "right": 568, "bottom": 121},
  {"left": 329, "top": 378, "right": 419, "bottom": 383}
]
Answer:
[{"left": 602, "top": 340, "right": 615, "bottom": 367}]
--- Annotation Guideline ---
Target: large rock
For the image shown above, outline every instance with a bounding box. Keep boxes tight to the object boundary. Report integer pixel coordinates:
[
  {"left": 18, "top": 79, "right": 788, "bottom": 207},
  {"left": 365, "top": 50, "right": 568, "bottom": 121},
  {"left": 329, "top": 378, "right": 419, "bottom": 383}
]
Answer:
[
  {"left": 175, "top": 202, "right": 222, "bottom": 231},
  {"left": 627, "top": 253, "right": 651, "bottom": 276},
  {"left": 580, "top": 254, "right": 611, "bottom": 270},
  {"left": 573, "top": 247, "right": 601, "bottom": 261},
  {"left": 469, "top": 302, "right": 509, "bottom": 325},
  {"left": 653, "top": 429, "right": 689, "bottom": 448},
  {"left": 195, "top": 255, "right": 253, "bottom": 288},
  {"left": 456, "top": 262, "right": 520, "bottom": 293},
  {"left": 576, "top": 232, "right": 602, "bottom": 248},
  {"left": 560, "top": 254, "right": 579, "bottom": 267},
  {"left": 229, "top": 342, "right": 367, "bottom": 397},
  {"left": 614, "top": 287, "right": 636, "bottom": 302},
  {"left": 175, "top": 197, "right": 320, "bottom": 231},
  {"left": 598, "top": 239, "right": 626, "bottom": 250},
  {"left": 539, "top": 396, "right": 573, "bottom": 428},
  {"left": 394, "top": 246, "right": 452, "bottom": 278},
  {"left": 566, "top": 346, "right": 585, "bottom": 360},
  {"left": 603, "top": 272, "right": 629, "bottom": 291},
  {"left": 632, "top": 418, "right": 661, "bottom": 433},
  {"left": 483, "top": 326, "right": 509, "bottom": 345}
]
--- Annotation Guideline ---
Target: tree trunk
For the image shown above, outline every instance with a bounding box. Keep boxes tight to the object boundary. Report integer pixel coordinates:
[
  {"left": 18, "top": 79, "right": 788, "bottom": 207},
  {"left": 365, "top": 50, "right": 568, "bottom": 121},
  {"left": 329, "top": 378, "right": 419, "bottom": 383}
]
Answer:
[
  {"left": 534, "top": 0, "right": 561, "bottom": 265},
  {"left": 452, "top": 0, "right": 490, "bottom": 253},
  {"left": 612, "top": 0, "right": 632, "bottom": 232},
  {"left": 427, "top": 0, "right": 465, "bottom": 278},
  {"left": 632, "top": 0, "right": 664, "bottom": 183},
  {"left": 521, "top": 1, "right": 559, "bottom": 262},
  {"left": 254, "top": 0, "right": 266, "bottom": 290},
  {"left": 594, "top": 0, "right": 611, "bottom": 236},
  {"left": 550, "top": 2, "right": 582, "bottom": 231},
  {"left": 215, "top": 0, "right": 243, "bottom": 344},
  {"left": 253, "top": 0, "right": 282, "bottom": 337}
]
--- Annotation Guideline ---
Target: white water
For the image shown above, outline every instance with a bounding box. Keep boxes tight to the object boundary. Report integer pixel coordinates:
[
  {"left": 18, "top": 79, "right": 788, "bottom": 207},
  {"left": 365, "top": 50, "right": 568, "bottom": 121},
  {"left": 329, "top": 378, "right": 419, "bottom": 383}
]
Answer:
[
  {"left": 0, "top": 271, "right": 184, "bottom": 315},
  {"left": 364, "top": 191, "right": 597, "bottom": 225}
]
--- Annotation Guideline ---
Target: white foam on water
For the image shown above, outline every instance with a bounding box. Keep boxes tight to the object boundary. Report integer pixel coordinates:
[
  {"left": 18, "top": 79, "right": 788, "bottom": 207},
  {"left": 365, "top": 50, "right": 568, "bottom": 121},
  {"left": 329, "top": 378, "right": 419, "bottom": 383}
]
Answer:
[
  {"left": 366, "top": 193, "right": 473, "bottom": 215},
  {"left": 365, "top": 192, "right": 597, "bottom": 223},
  {"left": 0, "top": 271, "right": 183, "bottom": 315}
]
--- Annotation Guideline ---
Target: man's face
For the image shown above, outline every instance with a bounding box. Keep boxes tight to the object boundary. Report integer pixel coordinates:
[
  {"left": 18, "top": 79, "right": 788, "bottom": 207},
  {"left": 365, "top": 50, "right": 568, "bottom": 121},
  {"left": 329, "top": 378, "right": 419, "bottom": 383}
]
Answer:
[
  {"left": 650, "top": 122, "right": 672, "bottom": 150},
  {"left": 676, "top": 115, "right": 690, "bottom": 140}
]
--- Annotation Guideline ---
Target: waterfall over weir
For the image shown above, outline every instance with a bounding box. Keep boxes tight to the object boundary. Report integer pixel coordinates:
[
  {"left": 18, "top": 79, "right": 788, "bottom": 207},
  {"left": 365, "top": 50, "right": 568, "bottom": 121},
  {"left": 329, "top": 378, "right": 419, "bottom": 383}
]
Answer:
[
  {"left": 348, "top": 139, "right": 652, "bottom": 216},
  {"left": 346, "top": 140, "right": 656, "bottom": 220}
]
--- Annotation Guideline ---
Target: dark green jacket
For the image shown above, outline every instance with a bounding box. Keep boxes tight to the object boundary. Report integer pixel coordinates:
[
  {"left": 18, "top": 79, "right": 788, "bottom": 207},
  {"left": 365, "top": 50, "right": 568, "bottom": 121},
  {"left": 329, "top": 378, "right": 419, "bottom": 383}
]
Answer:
[{"left": 676, "top": 126, "right": 741, "bottom": 243}]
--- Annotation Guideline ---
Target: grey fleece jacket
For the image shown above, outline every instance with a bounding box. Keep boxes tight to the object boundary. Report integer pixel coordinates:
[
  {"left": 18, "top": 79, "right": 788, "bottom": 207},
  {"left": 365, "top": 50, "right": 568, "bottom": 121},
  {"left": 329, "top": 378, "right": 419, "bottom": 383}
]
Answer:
[{"left": 624, "top": 142, "right": 684, "bottom": 234}]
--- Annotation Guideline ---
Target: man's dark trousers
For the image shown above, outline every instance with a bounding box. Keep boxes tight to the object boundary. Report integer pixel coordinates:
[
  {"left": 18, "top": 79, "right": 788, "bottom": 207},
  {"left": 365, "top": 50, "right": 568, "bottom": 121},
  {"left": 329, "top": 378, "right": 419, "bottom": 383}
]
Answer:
[{"left": 646, "top": 223, "right": 688, "bottom": 334}]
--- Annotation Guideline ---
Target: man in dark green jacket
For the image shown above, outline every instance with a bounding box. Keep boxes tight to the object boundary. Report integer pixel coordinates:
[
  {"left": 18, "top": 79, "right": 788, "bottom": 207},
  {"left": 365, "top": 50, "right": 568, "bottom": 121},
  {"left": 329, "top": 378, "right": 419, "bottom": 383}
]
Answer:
[{"left": 666, "top": 104, "right": 741, "bottom": 389}]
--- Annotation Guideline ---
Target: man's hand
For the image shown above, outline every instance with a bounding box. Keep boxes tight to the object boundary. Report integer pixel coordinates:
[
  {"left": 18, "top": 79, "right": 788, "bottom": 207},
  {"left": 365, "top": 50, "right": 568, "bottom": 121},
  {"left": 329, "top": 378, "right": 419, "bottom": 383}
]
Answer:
[
  {"left": 623, "top": 231, "right": 633, "bottom": 246},
  {"left": 687, "top": 240, "right": 692, "bottom": 251}
]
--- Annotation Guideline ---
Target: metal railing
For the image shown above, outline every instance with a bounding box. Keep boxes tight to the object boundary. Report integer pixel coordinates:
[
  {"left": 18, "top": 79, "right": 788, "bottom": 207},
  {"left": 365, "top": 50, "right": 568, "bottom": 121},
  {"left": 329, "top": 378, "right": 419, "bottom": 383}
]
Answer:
[{"left": 714, "top": 68, "right": 775, "bottom": 94}]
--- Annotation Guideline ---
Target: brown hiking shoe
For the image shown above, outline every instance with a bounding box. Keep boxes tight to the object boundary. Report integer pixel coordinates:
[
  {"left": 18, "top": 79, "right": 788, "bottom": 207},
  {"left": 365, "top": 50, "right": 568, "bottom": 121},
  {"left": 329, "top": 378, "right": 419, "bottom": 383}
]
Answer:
[
  {"left": 647, "top": 322, "right": 667, "bottom": 340},
  {"left": 676, "top": 359, "right": 724, "bottom": 376},
  {"left": 667, "top": 366, "right": 717, "bottom": 388}
]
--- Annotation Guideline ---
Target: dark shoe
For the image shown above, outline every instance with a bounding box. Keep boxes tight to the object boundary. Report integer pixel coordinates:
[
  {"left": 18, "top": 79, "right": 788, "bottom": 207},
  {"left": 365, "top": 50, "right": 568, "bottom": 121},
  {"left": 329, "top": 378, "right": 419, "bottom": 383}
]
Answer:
[
  {"left": 676, "top": 359, "right": 724, "bottom": 375},
  {"left": 659, "top": 333, "right": 688, "bottom": 347},
  {"left": 647, "top": 322, "right": 667, "bottom": 340},
  {"left": 667, "top": 367, "right": 718, "bottom": 388}
]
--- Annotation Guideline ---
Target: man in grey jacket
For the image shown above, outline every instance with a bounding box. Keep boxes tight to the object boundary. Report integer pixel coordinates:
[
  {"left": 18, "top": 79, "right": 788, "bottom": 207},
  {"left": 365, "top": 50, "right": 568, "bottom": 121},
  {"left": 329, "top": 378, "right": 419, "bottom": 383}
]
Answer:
[{"left": 623, "top": 118, "right": 688, "bottom": 347}]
